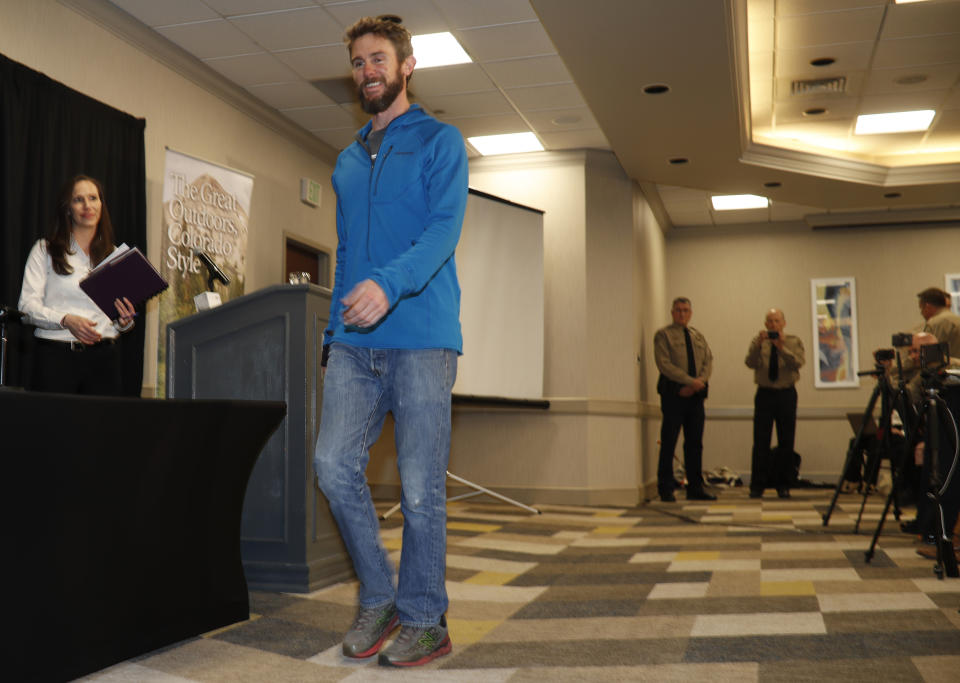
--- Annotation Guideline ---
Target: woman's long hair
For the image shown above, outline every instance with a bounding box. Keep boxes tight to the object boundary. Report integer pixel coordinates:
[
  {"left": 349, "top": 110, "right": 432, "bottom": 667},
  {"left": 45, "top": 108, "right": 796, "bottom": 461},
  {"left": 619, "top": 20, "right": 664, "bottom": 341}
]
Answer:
[{"left": 46, "top": 175, "right": 116, "bottom": 275}]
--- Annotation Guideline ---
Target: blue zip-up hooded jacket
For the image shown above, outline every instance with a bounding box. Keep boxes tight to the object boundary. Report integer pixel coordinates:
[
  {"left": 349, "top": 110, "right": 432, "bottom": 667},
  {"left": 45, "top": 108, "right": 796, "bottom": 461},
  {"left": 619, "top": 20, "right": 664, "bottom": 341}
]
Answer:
[{"left": 326, "top": 104, "right": 469, "bottom": 353}]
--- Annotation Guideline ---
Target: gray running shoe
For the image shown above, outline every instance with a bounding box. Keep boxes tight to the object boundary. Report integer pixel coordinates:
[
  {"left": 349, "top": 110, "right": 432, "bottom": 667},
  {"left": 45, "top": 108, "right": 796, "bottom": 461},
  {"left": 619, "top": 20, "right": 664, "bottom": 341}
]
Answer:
[
  {"left": 342, "top": 603, "right": 399, "bottom": 658},
  {"left": 378, "top": 615, "right": 452, "bottom": 667}
]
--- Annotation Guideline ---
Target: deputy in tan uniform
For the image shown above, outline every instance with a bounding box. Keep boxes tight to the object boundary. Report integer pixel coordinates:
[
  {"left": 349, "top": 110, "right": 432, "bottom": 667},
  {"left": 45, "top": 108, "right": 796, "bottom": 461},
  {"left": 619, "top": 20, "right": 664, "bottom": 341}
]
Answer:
[
  {"left": 745, "top": 308, "right": 804, "bottom": 499},
  {"left": 919, "top": 287, "right": 960, "bottom": 358},
  {"left": 654, "top": 297, "right": 715, "bottom": 502}
]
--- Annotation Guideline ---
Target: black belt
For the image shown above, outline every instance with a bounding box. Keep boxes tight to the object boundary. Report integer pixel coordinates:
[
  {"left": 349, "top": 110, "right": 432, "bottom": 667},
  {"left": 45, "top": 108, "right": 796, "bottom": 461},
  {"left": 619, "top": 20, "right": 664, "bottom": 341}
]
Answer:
[{"left": 35, "top": 337, "right": 118, "bottom": 352}]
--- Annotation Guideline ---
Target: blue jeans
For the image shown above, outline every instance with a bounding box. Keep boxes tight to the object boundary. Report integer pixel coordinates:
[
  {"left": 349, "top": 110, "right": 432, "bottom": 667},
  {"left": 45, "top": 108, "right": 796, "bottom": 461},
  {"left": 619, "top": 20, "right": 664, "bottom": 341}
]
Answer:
[{"left": 313, "top": 343, "right": 456, "bottom": 627}]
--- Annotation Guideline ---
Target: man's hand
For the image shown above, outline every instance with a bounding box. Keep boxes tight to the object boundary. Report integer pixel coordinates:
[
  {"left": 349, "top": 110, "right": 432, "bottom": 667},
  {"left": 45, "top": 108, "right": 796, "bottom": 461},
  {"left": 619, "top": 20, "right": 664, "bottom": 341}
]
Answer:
[
  {"left": 341, "top": 279, "right": 388, "bottom": 328},
  {"left": 61, "top": 314, "right": 101, "bottom": 344},
  {"left": 690, "top": 378, "right": 706, "bottom": 393}
]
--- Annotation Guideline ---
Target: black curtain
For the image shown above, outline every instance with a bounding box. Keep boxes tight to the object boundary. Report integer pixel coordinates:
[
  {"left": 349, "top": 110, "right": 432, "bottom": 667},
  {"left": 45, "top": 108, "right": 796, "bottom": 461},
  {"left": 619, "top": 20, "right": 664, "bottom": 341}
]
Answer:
[{"left": 1, "top": 53, "right": 147, "bottom": 395}]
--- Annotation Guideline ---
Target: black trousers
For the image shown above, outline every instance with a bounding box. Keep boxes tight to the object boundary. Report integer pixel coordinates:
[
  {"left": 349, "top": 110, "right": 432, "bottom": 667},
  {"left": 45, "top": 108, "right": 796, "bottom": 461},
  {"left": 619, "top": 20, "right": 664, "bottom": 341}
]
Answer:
[
  {"left": 751, "top": 386, "right": 797, "bottom": 492},
  {"left": 658, "top": 393, "right": 706, "bottom": 494},
  {"left": 32, "top": 338, "right": 123, "bottom": 396}
]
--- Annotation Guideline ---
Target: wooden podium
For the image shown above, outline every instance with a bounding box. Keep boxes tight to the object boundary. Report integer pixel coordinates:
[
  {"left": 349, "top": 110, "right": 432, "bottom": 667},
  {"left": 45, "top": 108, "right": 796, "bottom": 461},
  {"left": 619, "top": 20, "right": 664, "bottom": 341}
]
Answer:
[{"left": 167, "top": 283, "right": 352, "bottom": 593}]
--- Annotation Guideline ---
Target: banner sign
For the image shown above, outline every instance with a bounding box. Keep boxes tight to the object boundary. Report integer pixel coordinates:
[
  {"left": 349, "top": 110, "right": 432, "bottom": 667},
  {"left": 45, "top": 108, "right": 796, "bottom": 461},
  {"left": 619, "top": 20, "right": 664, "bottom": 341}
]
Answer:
[{"left": 157, "top": 148, "right": 253, "bottom": 395}]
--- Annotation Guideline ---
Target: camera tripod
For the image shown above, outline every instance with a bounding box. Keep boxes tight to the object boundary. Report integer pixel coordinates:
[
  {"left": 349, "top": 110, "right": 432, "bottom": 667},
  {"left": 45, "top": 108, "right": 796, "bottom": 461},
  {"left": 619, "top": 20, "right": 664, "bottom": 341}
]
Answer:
[
  {"left": 822, "top": 361, "right": 913, "bottom": 530},
  {"left": 896, "top": 374, "right": 960, "bottom": 578}
]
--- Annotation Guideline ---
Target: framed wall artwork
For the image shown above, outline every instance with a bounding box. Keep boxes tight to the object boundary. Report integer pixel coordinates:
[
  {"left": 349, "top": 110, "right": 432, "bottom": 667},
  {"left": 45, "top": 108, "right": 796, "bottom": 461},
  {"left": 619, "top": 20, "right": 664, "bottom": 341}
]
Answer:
[
  {"left": 811, "top": 277, "right": 859, "bottom": 388},
  {"left": 945, "top": 274, "right": 960, "bottom": 315}
]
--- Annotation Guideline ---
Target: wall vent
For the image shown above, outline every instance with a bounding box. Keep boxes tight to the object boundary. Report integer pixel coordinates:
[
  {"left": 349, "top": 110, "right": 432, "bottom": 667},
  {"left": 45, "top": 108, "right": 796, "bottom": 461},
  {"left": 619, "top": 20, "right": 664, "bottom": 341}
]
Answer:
[{"left": 791, "top": 76, "right": 846, "bottom": 96}]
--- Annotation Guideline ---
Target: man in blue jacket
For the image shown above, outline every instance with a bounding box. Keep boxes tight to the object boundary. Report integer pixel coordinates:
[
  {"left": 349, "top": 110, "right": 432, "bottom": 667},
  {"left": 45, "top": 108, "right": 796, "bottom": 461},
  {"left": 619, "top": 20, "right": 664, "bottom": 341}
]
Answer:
[{"left": 313, "top": 15, "right": 468, "bottom": 668}]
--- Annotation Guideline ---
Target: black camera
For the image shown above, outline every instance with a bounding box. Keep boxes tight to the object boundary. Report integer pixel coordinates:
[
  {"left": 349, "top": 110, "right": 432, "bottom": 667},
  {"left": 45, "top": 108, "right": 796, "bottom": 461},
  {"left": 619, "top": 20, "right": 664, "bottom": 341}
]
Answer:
[
  {"left": 919, "top": 342, "right": 949, "bottom": 369},
  {"left": 768, "top": 330, "right": 779, "bottom": 340},
  {"left": 892, "top": 332, "right": 912, "bottom": 347},
  {"left": 874, "top": 348, "right": 895, "bottom": 362}
]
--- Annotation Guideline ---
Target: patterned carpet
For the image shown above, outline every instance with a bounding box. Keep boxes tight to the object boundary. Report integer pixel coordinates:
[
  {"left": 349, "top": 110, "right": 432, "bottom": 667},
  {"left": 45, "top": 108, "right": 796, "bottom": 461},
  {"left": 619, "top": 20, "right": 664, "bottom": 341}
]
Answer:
[{"left": 80, "top": 488, "right": 960, "bottom": 682}]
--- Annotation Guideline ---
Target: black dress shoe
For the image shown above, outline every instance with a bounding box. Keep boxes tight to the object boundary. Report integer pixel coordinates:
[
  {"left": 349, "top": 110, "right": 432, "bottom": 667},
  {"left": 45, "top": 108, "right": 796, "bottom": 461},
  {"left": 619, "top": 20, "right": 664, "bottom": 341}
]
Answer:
[
  {"left": 777, "top": 488, "right": 791, "bottom": 499},
  {"left": 659, "top": 492, "right": 676, "bottom": 503},
  {"left": 686, "top": 490, "right": 717, "bottom": 501},
  {"left": 749, "top": 490, "right": 763, "bottom": 499},
  {"left": 900, "top": 519, "right": 919, "bottom": 534}
]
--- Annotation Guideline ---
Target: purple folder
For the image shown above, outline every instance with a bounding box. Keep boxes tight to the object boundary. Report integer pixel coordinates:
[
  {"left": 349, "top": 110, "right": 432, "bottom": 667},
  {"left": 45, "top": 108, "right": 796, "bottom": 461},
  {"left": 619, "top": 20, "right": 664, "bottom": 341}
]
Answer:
[{"left": 79, "top": 246, "right": 168, "bottom": 320}]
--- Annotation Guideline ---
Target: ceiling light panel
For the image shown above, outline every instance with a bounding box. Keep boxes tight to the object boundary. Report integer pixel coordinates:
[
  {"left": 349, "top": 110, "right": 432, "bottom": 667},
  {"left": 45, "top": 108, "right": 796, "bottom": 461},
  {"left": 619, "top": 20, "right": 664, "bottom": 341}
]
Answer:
[
  {"left": 468, "top": 132, "right": 544, "bottom": 156},
  {"left": 711, "top": 194, "right": 770, "bottom": 210},
  {"left": 411, "top": 32, "right": 472, "bottom": 69},
  {"left": 855, "top": 109, "right": 935, "bottom": 134}
]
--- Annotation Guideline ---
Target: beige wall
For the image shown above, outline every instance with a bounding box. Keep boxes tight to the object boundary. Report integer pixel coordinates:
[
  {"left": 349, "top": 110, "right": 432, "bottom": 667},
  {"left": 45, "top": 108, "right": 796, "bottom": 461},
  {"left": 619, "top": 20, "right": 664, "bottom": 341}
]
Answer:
[
  {"left": 373, "top": 149, "right": 669, "bottom": 506},
  {"left": 665, "top": 221, "right": 960, "bottom": 482},
  {"left": 2, "top": 0, "right": 338, "bottom": 393}
]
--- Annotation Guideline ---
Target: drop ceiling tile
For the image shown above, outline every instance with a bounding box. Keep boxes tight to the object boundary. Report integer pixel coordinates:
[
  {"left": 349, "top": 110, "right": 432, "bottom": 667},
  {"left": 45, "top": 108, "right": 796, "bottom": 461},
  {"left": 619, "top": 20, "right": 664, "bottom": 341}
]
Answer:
[
  {"left": 418, "top": 90, "right": 514, "bottom": 118},
  {"left": 229, "top": 8, "right": 344, "bottom": 50},
  {"left": 274, "top": 44, "right": 349, "bottom": 80},
  {"left": 874, "top": 34, "right": 960, "bottom": 69},
  {"left": 203, "top": 53, "right": 299, "bottom": 86},
  {"left": 538, "top": 128, "right": 610, "bottom": 151},
  {"left": 775, "top": 0, "right": 886, "bottom": 16},
  {"left": 281, "top": 105, "right": 357, "bottom": 130},
  {"left": 436, "top": 113, "right": 528, "bottom": 138},
  {"left": 524, "top": 107, "right": 599, "bottom": 132},
  {"left": 776, "top": 6, "right": 884, "bottom": 50},
  {"left": 859, "top": 90, "right": 947, "bottom": 115},
  {"left": 506, "top": 83, "right": 585, "bottom": 112},
  {"left": 247, "top": 81, "right": 337, "bottom": 108},
  {"left": 322, "top": 0, "right": 449, "bottom": 35},
  {"left": 311, "top": 127, "right": 358, "bottom": 151},
  {"left": 773, "top": 96, "right": 860, "bottom": 123},
  {"left": 482, "top": 55, "right": 573, "bottom": 89},
  {"left": 929, "top": 109, "right": 960, "bottom": 135},
  {"left": 863, "top": 64, "right": 960, "bottom": 95},
  {"left": 431, "top": 0, "right": 537, "bottom": 28},
  {"left": 204, "top": 0, "right": 312, "bottom": 15},
  {"left": 712, "top": 208, "right": 771, "bottom": 224},
  {"left": 882, "top": 2, "right": 960, "bottom": 40},
  {"left": 769, "top": 202, "right": 821, "bottom": 221},
  {"left": 407, "top": 64, "right": 495, "bottom": 97},
  {"left": 109, "top": 0, "right": 218, "bottom": 27},
  {"left": 657, "top": 185, "right": 711, "bottom": 203},
  {"left": 157, "top": 19, "right": 262, "bottom": 59},
  {"left": 944, "top": 89, "right": 960, "bottom": 110},
  {"left": 456, "top": 21, "right": 556, "bottom": 62},
  {"left": 775, "top": 42, "right": 874, "bottom": 77}
]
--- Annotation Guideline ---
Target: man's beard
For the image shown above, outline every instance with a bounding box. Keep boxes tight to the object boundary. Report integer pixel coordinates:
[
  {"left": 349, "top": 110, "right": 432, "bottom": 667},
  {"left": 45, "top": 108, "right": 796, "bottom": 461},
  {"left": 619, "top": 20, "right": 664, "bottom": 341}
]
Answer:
[{"left": 358, "top": 69, "right": 405, "bottom": 114}]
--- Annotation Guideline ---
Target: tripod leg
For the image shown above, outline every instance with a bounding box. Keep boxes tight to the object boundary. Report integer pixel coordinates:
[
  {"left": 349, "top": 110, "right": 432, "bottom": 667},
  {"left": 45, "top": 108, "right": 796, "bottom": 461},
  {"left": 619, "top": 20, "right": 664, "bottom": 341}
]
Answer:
[
  {"left": 865, "top": 485, "right": 897, "bottom": 563},
  {"left": 855, "top": 446, "right": 883, "bottom": 534},
  {"left": 824, "top": 382, "right": 881, "bottom": 526}
]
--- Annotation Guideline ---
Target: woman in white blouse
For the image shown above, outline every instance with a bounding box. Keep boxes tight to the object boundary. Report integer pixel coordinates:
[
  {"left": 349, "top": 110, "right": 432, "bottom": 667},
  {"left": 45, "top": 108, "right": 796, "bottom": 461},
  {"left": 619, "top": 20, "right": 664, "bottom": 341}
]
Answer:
[{"left": 18, "top": 175, "right": 136, "bottom": 395}]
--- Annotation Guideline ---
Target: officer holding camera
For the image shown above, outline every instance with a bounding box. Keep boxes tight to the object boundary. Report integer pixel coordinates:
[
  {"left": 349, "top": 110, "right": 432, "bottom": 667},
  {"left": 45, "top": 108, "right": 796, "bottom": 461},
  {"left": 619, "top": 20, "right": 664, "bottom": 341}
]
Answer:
[{"left": 745, "top": 309, "right": 805, "bottom": 498}]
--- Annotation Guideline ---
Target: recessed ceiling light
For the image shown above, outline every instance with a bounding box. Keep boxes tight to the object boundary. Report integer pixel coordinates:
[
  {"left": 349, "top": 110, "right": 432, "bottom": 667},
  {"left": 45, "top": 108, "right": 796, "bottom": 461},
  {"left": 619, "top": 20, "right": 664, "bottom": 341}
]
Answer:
[
  {"left": 643, "top": 84, "right": 670, "bottom": 94},
  {"left": 855, "top": 109, "right": 935, "bottom": 134},
  {"left": 763, "top": 181, "right": 782, "bottom": 188},
  {"left": 467, "top": 132, "right": 544, "bottom": 156},
  {"left": 668, "top": 157, "right": 689, "bottom": 165},
  {"left": 894, "top": 74, "right": 927, "bottom": 85},
  {"left": 894, "top": 0, "right": 930, "bottom": 4},
  {"left": 711, "top": 194, "right": 769, "bottom": 210},
  {"left": 810, "top": 57, "right": 835, "bottom": 67},
  {"left": 803, "top": 107, "right": 828, "bottom": 116},
  {"left": 411, "top": 32, "right": 471, "bottom": 69}
]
